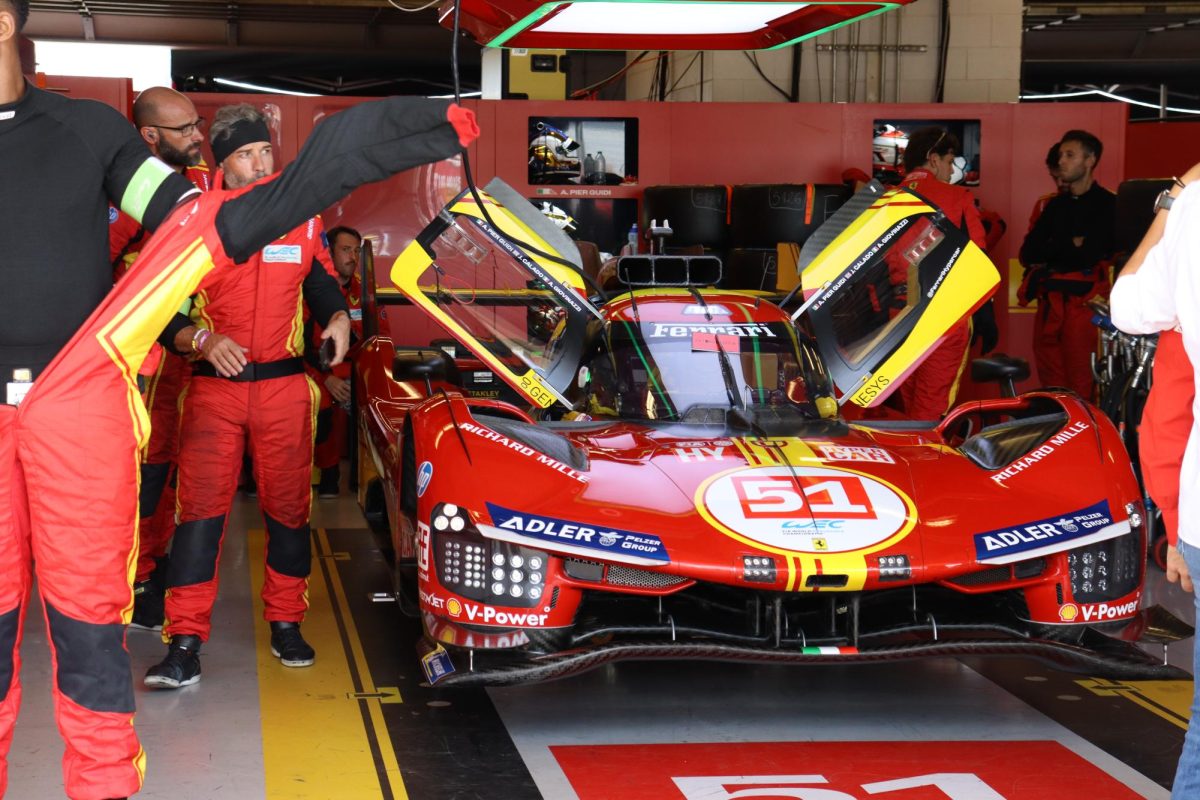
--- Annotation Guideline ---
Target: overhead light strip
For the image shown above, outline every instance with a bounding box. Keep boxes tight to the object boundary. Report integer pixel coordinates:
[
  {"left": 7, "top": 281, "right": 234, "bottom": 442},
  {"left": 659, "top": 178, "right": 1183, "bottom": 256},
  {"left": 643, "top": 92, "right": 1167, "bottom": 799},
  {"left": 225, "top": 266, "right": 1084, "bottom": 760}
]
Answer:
[
  {"left": 1020, "top": 86, "right": 1200, "bottom": 116},
  {"left": 214, "top": 77, "right": 320, "bottom": 97}
]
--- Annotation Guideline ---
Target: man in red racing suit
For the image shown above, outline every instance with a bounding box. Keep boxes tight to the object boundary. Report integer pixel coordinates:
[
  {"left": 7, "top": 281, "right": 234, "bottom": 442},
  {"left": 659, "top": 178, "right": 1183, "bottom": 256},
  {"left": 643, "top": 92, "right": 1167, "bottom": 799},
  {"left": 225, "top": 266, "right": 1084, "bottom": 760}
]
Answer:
[
  {"left": 0, "top": 76, "right": 477, "bottom": 797},
  {"left": 108, "top": 87, "right": 214, "bottom": 632},
  {"left": 307, "top": 225, "right": 364, "bottom": 498},
  {"left": 896, "top": 126, "right": 992, "bottom": 419},
  {"left": 142, "top": 104, "right": 363, "bottom": 686}
]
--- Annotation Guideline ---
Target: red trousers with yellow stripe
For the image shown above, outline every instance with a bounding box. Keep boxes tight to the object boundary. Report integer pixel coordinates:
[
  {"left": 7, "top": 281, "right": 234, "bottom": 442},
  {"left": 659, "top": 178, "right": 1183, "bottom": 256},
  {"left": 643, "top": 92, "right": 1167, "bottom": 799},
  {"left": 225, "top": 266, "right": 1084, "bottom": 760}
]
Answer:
[
  {"left": 0, "top": 400, "right": 144, "bottom": 800},
  {"left": 136, "top": 352, "right": 188, "bottom": 583},
  {"left": 900, "top": 321, "right": 971, "bottom": 419},
  {"left": 164, "top": 373, "right": 318, "bottom": 641}
]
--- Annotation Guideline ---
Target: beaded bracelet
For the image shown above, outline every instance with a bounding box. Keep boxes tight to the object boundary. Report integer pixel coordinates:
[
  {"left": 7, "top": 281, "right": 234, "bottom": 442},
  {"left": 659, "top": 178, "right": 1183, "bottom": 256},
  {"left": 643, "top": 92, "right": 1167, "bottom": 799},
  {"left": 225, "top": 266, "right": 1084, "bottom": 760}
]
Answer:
[{"left": 191, "top": 328, "right": 212, "bottom": 354}]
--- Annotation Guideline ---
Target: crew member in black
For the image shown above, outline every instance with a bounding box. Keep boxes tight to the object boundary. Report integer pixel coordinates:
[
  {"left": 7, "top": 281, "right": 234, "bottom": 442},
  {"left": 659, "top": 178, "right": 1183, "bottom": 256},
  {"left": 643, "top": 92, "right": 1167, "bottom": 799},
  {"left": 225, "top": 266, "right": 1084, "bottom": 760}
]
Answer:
[
  {"left": 1019, "top": 129, "right": 1116, "bottom": 399},
  {"left": 0, "top": 2, "right": 197, "bottom": 797},
  {"left": 0, "top": 45, "right": 197, "bottom": 381}
]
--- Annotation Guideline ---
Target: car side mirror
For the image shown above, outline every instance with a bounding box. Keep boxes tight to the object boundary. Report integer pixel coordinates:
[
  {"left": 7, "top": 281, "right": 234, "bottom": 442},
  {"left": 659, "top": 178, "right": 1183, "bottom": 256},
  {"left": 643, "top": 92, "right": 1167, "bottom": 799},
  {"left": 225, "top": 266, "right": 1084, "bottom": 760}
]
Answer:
[{"left": 393, "top": 353, "right": 449, "bottom": 394}]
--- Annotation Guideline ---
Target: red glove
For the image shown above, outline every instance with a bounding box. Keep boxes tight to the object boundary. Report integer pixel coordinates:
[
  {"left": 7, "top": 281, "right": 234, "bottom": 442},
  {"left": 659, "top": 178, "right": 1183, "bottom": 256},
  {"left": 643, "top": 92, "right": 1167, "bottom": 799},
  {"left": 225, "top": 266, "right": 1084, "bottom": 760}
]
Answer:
[{"left": 447, "top": 104, "right": 480, "bottom": 148}]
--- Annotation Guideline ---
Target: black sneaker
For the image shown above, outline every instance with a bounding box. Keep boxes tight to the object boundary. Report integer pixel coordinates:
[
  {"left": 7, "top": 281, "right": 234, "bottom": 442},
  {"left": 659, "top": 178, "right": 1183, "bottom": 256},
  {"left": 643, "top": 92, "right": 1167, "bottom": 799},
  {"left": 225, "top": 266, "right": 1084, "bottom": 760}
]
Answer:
[
  {"left": 129, "top": 581, "right": 164, "bottom": 631},
  {"left": 144, "top": 635, "right": 202, "bottom": 689},
  {"left": 270, "top": 622, "right": 315, "bottom": 667},
  {"left": 316, "top": 465, "right": 340, "bottom": 498}
]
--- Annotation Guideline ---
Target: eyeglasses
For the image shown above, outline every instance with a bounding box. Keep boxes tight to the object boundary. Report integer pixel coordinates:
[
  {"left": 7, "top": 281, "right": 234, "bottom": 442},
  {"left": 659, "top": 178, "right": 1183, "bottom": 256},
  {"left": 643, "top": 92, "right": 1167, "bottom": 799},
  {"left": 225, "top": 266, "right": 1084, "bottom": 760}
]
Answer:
[{"left": 150, "top": 117, "right": 205, "bottom": 136}]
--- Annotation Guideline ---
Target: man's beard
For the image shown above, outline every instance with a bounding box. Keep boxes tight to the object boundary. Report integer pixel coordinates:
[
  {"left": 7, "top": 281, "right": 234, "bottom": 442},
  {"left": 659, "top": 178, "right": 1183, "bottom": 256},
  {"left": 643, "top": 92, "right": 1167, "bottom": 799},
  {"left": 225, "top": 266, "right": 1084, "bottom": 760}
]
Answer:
[
  {"left": 158, "top": 140, "right": 202, "bottom": 169},
  {"left": 225, "top": 170, "right": 267, "bottom": 190}
]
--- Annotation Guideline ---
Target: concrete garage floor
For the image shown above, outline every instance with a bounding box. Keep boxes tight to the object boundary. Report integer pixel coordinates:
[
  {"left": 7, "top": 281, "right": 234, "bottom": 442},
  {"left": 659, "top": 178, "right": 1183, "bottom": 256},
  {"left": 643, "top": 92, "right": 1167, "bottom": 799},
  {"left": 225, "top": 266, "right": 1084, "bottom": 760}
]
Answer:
[{"left": 6, "top": 476, "right": 1192, "bottom": 799}]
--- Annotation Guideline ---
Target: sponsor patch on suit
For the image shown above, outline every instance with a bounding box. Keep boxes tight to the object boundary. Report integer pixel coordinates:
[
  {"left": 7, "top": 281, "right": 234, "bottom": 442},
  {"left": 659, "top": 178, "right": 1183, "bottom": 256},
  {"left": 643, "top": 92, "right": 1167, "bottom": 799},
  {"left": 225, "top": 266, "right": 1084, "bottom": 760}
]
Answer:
[{"left": 262, "top": 244, "right": 303, "bottom": 263}]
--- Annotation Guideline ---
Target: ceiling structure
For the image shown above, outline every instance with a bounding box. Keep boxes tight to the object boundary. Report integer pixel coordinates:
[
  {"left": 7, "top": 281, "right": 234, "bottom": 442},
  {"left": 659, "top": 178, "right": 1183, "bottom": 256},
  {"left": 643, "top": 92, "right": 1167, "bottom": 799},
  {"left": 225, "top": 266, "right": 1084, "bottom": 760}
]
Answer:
[
  {"left": 1023, "top": 1, "right": 1200, "bottom": 118},
  {"left": 26, "top": 0, "right": 482, "bottom": 95},
  {"left": 22, "top": 0, "right": 1200, "bottom": 114}
]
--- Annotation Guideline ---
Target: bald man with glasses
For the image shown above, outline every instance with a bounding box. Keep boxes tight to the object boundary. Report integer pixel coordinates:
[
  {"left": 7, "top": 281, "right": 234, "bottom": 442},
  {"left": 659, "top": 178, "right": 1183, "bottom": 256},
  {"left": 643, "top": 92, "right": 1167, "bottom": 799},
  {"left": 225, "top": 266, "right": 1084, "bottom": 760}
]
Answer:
[{"left": 108, "top": 87, "right": 214, "bottom": 635}]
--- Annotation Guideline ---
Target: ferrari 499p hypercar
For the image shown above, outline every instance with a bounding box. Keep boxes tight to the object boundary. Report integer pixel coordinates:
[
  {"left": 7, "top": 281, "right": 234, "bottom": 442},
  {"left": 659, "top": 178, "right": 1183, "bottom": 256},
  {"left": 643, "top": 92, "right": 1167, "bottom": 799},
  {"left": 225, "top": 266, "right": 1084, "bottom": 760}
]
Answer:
[{"left": 353, "top": 178, "right": 1191, "bottom": 686}]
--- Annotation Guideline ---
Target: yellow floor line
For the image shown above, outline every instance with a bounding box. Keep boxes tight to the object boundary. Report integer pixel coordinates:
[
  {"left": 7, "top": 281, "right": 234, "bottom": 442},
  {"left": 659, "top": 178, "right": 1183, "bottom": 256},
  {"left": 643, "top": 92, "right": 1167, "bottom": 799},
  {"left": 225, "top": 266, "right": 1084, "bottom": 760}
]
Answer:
[
  {"left": 249, "top": 528, "right": 408, "bottom": 799},
  {"left": 1078, "top": 678, "right": 1192, "bottom": 730}
]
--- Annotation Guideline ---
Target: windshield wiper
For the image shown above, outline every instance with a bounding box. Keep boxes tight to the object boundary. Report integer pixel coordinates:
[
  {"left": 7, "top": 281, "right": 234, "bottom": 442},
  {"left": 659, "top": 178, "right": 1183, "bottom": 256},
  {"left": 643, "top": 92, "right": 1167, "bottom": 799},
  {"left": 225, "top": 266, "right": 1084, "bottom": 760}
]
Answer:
[{"left": 712, "top": 336, "right": 744, "bottom": 412}]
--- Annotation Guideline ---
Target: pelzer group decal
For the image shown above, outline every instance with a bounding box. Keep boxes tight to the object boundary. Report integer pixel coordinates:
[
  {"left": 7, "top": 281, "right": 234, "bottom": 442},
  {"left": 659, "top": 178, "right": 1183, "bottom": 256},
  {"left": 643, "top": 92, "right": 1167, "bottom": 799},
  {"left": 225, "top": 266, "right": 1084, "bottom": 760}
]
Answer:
[
  {"left": 484, "top": 503, "right": 669, "bottom": 562},
  {"left": 974, "top": 499, "right": 1117, "bottom": 563}
]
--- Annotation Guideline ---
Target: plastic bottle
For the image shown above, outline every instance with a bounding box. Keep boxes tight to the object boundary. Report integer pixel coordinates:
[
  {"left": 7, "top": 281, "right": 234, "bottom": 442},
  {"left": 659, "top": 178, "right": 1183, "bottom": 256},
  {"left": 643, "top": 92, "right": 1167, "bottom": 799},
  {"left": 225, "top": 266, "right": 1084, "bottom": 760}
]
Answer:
[
  {"left": 6, "top": 367, "right": 31, "bottom": 406},
  {"left": 595, "top": 151, "right": 607, "bottom": 179},
  {"left": 627, "top": 223, "right": 639, "bottom": 254},
  {"left": 583, "top": 153, "right": 595, "bottom": 180}
]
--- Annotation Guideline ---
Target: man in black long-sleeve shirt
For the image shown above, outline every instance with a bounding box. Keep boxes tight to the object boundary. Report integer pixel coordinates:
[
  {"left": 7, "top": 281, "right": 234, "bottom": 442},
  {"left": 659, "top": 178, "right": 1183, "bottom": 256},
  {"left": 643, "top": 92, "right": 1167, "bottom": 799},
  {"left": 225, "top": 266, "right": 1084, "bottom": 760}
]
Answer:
[
  {"left": 1019, "top": 129, "right": 1116, "bottom": 399},
  {"left": 0, "top": 3, "right": 198, "bottom": 797},
  {"left": 0, "top": 2, "right": 478, "bottom": 794}
]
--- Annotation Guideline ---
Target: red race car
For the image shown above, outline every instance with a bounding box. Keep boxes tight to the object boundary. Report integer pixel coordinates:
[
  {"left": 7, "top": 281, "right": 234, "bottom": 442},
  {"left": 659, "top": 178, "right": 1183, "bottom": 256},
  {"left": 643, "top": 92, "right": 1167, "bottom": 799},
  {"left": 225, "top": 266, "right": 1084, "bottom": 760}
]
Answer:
[{"left": 354, "top": 178, "right": 1191, "bottom": 686}]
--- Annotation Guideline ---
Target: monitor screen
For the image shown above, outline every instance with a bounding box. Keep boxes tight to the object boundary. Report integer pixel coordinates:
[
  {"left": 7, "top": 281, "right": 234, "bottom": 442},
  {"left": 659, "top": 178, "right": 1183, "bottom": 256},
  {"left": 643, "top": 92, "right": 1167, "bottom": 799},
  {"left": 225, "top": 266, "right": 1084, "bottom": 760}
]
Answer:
[
  {"left": 528, "top": 116, "right": 639, "bottom": 186},
  {"left": 872, "top": 119, "right": 982, "bottom": 187}
]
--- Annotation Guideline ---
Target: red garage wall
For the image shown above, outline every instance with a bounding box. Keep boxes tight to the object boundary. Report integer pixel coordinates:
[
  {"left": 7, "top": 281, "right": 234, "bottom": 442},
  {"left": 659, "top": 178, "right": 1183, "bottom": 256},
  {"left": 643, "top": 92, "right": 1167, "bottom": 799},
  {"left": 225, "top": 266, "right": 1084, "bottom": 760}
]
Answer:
[
  {"left": 48, "top": 76, "right": 1131, "bottom": 391},
  {"left": 1125, "top": 120, "right": 1200, "bottom": 180}
]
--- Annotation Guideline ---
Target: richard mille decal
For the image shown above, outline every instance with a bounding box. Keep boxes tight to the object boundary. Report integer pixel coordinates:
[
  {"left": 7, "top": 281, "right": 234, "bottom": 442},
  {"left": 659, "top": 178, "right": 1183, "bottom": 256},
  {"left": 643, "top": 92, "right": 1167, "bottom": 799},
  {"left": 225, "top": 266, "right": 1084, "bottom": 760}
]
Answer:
[
  {"left": 973, "top": 499, "right": 1113, "bottom": 560},
  {"left": 485, "top": 503, "right": 669, "bottom": 562},
  {"left": 990, "top": 421, "right": 1090, "bottom": 485},
  {"left": 459, "top": 422, "right": 588, "bottom": 482}
]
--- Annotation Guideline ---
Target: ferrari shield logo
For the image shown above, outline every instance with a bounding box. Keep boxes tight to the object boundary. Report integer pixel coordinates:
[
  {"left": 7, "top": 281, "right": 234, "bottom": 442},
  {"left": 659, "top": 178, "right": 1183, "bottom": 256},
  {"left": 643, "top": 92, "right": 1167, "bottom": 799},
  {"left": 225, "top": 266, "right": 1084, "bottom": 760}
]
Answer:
[{"left": 813, "top": 538, "right": 828, "bottom": 551}]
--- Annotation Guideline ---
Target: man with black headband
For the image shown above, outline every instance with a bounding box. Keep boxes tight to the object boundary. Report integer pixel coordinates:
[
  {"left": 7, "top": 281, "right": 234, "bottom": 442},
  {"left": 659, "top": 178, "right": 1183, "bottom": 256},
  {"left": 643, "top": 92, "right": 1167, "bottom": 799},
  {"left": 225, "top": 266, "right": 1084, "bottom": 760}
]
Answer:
[
  {"left": 1, "top": 6, "right": 478, "bottom": 784},
  {"left": 143, "top": 103, "right": 352, "bottom": 689}
]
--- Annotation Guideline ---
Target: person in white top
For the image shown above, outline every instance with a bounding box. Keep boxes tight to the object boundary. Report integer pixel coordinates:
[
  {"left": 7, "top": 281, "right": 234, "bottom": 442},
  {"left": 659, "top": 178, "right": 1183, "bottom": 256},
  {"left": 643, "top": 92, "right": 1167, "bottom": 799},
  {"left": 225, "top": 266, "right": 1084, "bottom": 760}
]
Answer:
[{"left": 1109, "top": 160, "right": 1200, "bottom": 799}]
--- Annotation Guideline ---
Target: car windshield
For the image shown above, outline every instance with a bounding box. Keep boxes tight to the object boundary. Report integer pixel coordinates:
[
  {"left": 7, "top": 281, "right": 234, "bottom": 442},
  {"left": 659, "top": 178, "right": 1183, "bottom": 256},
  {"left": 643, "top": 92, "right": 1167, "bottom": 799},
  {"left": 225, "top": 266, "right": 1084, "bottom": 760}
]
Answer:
[{"left": 596, "top": 320, "right": 831, "bottom": 422}]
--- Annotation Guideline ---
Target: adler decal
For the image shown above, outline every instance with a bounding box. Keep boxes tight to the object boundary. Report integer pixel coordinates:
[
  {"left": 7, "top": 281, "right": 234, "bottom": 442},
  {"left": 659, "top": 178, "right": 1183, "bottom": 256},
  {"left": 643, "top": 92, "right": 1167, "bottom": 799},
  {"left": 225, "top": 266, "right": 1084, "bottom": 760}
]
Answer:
[
  {"left": 973, "top": 499, "right": 1113, "bottom": 560},
  {"left": 701, "top": 466, "right": 911, "bottom": 553}
]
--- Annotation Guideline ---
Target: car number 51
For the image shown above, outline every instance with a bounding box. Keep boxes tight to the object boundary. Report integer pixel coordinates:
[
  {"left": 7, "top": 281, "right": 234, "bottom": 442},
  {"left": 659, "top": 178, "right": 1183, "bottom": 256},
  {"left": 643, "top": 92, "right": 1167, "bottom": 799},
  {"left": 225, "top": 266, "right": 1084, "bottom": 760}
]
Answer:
[{"left": 672, "top": 772, "right": 1006, "bottom": 799}]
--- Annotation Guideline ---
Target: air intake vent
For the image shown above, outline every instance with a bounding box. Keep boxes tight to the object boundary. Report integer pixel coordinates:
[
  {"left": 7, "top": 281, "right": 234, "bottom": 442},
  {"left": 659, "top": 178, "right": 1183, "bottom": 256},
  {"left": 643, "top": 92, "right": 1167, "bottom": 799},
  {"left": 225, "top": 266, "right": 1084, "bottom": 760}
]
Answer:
[
  {"left": 606, "top": 565, "right": 689, "bottom": 589},
  {"left": 563, "top": 558, "right": 604, "bottom": 582},
  {"left": 948, "top": 566, "right": 1011, "bottom": 587},
  {"left": 805, "top": 574, "right": 849, "bottom": 588}
]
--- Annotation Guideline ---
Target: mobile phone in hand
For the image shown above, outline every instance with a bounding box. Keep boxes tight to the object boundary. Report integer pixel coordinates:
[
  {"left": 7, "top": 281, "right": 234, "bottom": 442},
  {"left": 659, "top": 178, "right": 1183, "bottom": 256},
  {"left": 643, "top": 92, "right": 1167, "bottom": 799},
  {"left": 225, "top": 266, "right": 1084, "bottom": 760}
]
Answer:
[{"left": 319, "top": 338, "right": 335, "bottom": 371}]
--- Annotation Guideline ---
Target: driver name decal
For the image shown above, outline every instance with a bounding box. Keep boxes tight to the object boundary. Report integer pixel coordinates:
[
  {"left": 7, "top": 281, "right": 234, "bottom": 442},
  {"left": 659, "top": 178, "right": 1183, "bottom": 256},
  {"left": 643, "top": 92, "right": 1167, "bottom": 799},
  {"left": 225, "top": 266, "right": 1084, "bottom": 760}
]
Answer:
[
  {"left": 973, "top": 499, "right": 1114, "bottom": 561},
  {"left": 702, "top": 466, "right": 910, "bottom": 553},
  {"left": 485, "top": 503, "right": 669, "bottom": 562}
]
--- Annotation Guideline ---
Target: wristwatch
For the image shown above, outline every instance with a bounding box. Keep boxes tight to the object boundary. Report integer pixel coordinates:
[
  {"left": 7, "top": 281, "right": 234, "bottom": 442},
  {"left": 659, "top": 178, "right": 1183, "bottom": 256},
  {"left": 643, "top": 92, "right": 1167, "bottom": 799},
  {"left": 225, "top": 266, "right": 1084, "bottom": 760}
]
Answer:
[{"left": 1154, "top": 188, "right": 1177, "bottom": 213}]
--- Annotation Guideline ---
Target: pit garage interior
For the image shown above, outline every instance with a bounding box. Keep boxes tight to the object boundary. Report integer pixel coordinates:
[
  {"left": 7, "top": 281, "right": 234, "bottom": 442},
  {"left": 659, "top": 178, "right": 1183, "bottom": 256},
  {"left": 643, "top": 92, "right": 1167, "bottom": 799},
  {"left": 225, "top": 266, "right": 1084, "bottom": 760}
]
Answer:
[{"left": 13, "top": 1, "right": 1200, "bottom": 798}]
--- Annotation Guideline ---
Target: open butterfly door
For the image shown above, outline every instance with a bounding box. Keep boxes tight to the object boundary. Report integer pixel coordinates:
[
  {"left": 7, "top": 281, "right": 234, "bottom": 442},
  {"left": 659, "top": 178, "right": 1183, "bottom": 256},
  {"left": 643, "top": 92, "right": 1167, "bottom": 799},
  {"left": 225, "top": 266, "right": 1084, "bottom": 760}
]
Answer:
[
  {"left": 388, "top": 178, "right": 599, "bottom": 409},
  {"left": 797, "top": 182, "right": 1000, "bottom": 408}
]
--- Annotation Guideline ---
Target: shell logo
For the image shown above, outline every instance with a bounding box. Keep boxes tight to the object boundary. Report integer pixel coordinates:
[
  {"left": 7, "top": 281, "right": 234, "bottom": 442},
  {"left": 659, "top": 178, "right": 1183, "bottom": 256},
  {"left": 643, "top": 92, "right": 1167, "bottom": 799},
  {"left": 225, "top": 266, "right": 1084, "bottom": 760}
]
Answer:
[
  {"left": 1058, "top": 603, "right": 1079, "bottom": 622},
  {"left": 447, "top": 598, "right": 463, "bottom": 617}
]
